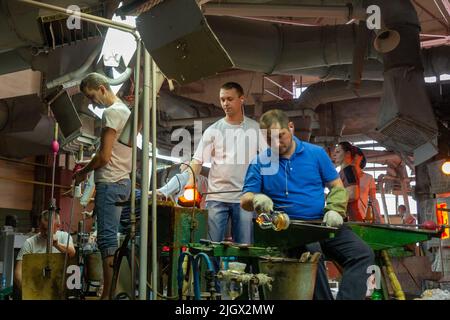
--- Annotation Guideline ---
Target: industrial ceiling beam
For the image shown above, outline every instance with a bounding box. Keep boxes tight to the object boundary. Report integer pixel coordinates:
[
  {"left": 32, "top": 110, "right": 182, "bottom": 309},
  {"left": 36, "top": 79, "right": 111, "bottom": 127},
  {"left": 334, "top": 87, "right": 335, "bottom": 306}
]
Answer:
[
  {"left": 413, "top": 0, "right": 449, "bottom": 29},
  {"left": 434, "top": 0, "right": 450, "bottom": 24},
  {"left": 264, "top": 76, "right": 294, "bottom": 97}
]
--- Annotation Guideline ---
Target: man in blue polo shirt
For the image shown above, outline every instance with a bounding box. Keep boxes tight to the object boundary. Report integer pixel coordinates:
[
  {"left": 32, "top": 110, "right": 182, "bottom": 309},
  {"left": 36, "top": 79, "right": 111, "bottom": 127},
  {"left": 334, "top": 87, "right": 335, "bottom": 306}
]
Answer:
[{"left": 241, "top": 109, "right": 374, "bottom": 300}]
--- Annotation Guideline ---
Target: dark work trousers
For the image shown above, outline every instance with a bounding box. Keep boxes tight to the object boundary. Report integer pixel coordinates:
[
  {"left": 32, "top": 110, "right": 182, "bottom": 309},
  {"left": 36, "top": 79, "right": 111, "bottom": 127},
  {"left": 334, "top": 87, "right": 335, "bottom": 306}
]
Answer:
[{"left": 288, "top": 225, "right": 375, "bottom": 300}]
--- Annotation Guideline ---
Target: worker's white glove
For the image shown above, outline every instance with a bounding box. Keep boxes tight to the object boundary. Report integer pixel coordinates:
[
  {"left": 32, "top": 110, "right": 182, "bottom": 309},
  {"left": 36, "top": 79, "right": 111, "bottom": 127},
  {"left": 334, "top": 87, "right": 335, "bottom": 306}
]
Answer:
[
  {"left": 253, "top": 194, "right": 274, "bottom": 214},
  {"left": 323, "top": 210, "right": 343, "bottom": 228}
]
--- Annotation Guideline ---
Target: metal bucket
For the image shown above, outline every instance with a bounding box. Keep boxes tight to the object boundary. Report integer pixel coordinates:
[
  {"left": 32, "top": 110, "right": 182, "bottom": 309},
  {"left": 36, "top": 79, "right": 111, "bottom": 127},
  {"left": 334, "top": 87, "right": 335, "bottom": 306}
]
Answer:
[
  {"left": 86, "top": 252, "right": 103, "bottom": 282},
  {"left": 258, "top": 257, "right": 318, "bottom": 300}
]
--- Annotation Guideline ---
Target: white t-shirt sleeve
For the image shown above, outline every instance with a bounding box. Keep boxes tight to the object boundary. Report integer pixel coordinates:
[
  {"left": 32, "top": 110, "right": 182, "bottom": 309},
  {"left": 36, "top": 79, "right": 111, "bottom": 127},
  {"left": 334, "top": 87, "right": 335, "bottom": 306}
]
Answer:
[
  {"left": 103, "top": 105, "right": 128, "bottom": 132},
  {"left": 57, "top": 231, "right": 73, "bottom": 247},
  {"left": 16, "top": 239, "right": 33, "bottom": 261},
  {"left": 193, "top": 130, "right": 213, "bottom": 164}
]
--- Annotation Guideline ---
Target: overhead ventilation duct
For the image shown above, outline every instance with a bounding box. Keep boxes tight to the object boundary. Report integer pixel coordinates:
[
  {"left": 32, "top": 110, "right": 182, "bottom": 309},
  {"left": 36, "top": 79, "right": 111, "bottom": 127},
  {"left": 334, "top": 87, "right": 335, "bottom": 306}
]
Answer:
[
  {"left": 202, "top": 2, "right": 366, "bottom": 20},
  {"left": 206, "top": 15, "right": 380, "bottom": 74},
  {"left": 0, "top": 118, "right": 58, "bottom": 158},
  {"left": 0, "top": 0, "right": 43, "bottom": 51},
  {"left": 370, "top": 0, "right": 439, "bottom": 165},
  {"left": 0, "top": 94, "right": 42, "bottom": 134},
  {"left": 0, "top": 91, "right": 96, "bottom": 158},
  {"left": 137, "top": 0, "right": 379, "bottom": 84},
  {"left": 373, "top": 28, "right": 400, "bottom": 54},
  {"left": 0, "top": 115, "right": 55, "bottom": 158},
  {"left": 37, "top": 2, "right": 105, "bottom": 49},
  {"left": 295, "top": 60, "right": 384, "bottom": 81},
  {"left": 137, "top": 0, "right": 234, "bottom": 85},
  {"left": 2, "top": 115, "right": 54, "bottom": 146},
  {"left": 0, "top": 0, "right": 107, "bottom": 75},
  {"left": 277, "top": 46, "right": 450, "bottom": 81},
  {"left": 0, "top": 50, "right": 32, "bottom": 75},
  {"left": 293, "top": 80, "right": 382, "bottom": 141},
  {"left": 296, "top": 80, "right": 382, "bottom": 110},
  {"left": 138, "top": 0, "right": 450, "bottom": 86},
  {"left": 0, "top": 0, "right": 105, "bottom": 51},
  {"left": 0, "top": 94, "right": 54, "bottom": 158}
]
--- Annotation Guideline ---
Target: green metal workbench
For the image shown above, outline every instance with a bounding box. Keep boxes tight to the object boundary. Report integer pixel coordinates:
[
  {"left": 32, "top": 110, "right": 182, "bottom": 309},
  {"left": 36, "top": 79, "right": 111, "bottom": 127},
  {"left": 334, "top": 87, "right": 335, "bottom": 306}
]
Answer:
[
  {"left": 347, "top": 222, "right": 442, "bottom": 300},
  {"left": 347, "top": 222, "right": 442, "bottom": 250},
  {"left": 151, "top": 202, "right": 209, "bottom": 297},
  {"left": 186, "top": 220, "right": 443, "bottom": 300}
]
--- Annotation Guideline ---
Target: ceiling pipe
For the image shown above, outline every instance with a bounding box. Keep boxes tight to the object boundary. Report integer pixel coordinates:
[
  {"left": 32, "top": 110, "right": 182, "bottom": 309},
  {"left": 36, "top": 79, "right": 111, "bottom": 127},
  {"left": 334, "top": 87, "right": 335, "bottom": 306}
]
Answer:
[
  {"left": 206, "top": 16, "right": 380, "bottom": 75},
  {"left": 46, "top": 46, "right": 133, "bottom": 89},
  {"left": 3, "top": 115, "right": 54, "bottom": 146},
  {"left": 202, "top": 3, "right": 366, "bottom": 20},
  {"left": 281, "top": 46, "right": 450, "bottom": 81},
  {"left": 297, "top": 80, "right": 382, "bottom": 111},
  {"left": 159, "top": 80, "right": 382, "bottom": 132},
  {"left": 0, "top": 0, "right": 43, "bottom": 51},
  {"left": 365, "top": 152, "right": 402, "bottom": 164},
  {"left": 372, "top": 0, "right": 439, "bottom": 163},
  {"left": 0, "top": 115, "right": 56, "bottom": 158},
  {"left": 46, "top": 45, "right": 103, "bottom": 89},
  {"left": 294, "top": 80, "right": 382, "bottom": 141},
  {"left": 295, "top": 61, "right": 384, "bottom": 81}
]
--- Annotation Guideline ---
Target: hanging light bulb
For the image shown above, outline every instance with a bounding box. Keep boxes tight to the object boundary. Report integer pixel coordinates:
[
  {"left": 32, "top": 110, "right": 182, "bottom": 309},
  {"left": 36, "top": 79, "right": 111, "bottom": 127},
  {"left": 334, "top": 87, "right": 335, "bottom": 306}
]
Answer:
[{"left": 442, "top": 161, "right": 450, "bottom": 175}]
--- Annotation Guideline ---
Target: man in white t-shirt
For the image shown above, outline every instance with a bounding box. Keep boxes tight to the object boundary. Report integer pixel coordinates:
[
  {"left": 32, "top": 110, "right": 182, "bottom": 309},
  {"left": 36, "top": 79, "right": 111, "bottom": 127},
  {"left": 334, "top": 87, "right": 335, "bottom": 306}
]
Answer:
[
  {"left": 186, "top": 82, "right": 262, "bottom": 245},
  {"left": 14, "top": 210, "right": 75, "bottom": 292},
  {"left": 74, "top": 72, "right": 132, "bottom": 299}
]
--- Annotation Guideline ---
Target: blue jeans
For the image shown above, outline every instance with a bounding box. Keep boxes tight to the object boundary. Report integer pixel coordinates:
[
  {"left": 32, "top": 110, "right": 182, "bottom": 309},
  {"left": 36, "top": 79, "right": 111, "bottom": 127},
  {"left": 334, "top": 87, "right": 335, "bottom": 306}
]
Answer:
[
  {"left": 94, "top": 179, "right": 131, "bottom": 259},
  {"left": 206, "top": 201, "right": 254, "bottom": 244}
]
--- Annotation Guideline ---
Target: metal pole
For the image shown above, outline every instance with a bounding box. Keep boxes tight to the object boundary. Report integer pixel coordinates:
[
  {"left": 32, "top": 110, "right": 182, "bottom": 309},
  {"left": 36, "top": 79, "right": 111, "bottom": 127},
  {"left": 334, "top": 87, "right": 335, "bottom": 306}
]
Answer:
[
  {"left": 400, "top": 178, "right": 411, "bottom": 214},
  {"left": 151, "top": 59, "right": 158, "bottom": 300},
  {"left": 139, "top": 50, "right": 151, "bottom": 300},
  {"left": 47, "top": 123, "right": 59, "bottom": 254},
  {"left": 379, "top": 177, "right": 391, "bottom": 224},
  {"left": 130, "top": 41, "right": 141, "bottom": 300}
]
